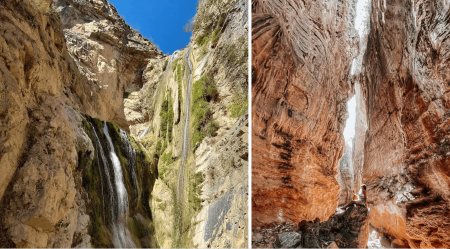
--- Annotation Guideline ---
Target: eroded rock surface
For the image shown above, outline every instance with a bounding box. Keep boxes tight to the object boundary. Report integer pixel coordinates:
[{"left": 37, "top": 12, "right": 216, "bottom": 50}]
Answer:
[
  {"left": 55, "top": 0, "right": 164, "bottom": 129},
  {"left": 360, "top": 0, "right": 450, "bottom": 247},
  {"left": 0, "top": 0, "right": 161, "bottom": 247},
  {"left": 251, "top": 0, "right": 359, "bottom": 226}
]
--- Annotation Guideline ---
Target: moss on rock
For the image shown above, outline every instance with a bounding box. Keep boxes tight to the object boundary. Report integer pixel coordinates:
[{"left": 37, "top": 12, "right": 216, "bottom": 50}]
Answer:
[{"left": 81, "top": 115, "right": 158, "bottom": 248}]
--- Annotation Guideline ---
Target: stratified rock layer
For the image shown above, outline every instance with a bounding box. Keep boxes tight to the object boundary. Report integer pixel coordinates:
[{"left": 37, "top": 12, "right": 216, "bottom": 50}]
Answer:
[
  {"left": 361, "top": 0, "right": 450, "bottom": 247},
  {"left": 251, "top": 0, "right": 359, "bottom": 226}
]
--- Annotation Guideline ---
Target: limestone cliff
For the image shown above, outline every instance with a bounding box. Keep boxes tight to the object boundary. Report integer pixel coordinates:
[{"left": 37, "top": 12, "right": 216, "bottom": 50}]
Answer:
[
  {"left": 142, "top": 0, "right": 249, "bottom": 247},
  {"left": 0, "top": 0, "right": 99, "bottom": 246},
  {"left": 251, "top": 0, "right": 359, "bottom": 227},
  {"left": 0, "top": 0, "right": 247, "bottom": 247},
  {"left": 56, "top": 0, "right": 164, "bottom": 129}
]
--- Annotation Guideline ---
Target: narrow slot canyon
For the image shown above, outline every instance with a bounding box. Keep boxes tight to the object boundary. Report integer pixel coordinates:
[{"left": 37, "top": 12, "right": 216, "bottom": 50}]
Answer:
[{"left": 251, "top": 0, "right": 450, "bottom": 247}]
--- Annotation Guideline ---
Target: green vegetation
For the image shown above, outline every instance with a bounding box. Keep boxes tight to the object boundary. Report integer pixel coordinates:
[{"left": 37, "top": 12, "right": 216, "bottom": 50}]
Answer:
[
  {"left": 80, "top": 119, "right": 112, "bottom": 247},
  {"left": 156, "top": 140, "right": 162, "bottom": 155},
  {"left": 163, "top": 59, "right": 168, "bottom": 70},
  {"left": 172, "top": 58, "right": 181, "bottom": 71},
  {"left": 211, "top": 15, "right": 224, "bottom": 44},
  {"left": 191, "top": 75, "right": 219, "bottom": 148},
  {"left": 211, "top": 27, "right": 220, "bottom": 44},
  {"left": 158, "top": 163, "right": 167, "bottom": 178},
  {"left": 225, "top": 36, "right": 247, "bottom": 67},
  {"left": 156, "top": 139, "right": 168, "bottom": 157},
  {"left": 159, "top": 90, "right": 175, "bottom": 143},
  {"left": 81, "top": 115, "right": 157, "bottom": 247},
  {"left": 196, "top": 31, "right": 210, "bottom": 46},
  {"left": 228, "top": 94, "right": 248, "bottom": 117},
  {"left": 188, "top": 172, "right": 203, "bottom": 212},
  {"left": 158, "top": 202, "right": 167, "bottom": 211},
  {"left": 161, "top": 150, "right": 174, "bottom": 165}
]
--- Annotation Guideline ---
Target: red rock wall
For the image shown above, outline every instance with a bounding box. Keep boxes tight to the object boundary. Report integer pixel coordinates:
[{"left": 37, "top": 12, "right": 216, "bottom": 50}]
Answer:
[
  {"left": 251, "top": 0, "right": 359, "bottom": 227},
  {"left": 361, "top": 0, "right": 450, "bottom": 247}
]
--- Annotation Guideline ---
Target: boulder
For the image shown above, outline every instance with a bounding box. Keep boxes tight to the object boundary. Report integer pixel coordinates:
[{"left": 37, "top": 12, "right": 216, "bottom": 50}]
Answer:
[
  {"left": 299, "top": 205, "right": 369, "bottom": 248},
  {"left": 278, "top": 232, "right": 302, "bottom": 248},
  {"left": 326, "top": 241, "right": 339, "bottom": 248}
]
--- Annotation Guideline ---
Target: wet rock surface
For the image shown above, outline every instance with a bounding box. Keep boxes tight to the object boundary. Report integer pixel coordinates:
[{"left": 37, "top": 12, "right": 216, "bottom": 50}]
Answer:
[{"left": 252, "top": 206, "right": 369, "bottom": 248}]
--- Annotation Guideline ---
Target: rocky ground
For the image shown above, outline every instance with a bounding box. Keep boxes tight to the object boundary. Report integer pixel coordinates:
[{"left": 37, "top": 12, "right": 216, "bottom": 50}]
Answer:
[{"left": 252, "top": 205, "right": 369, "bottom": 248}]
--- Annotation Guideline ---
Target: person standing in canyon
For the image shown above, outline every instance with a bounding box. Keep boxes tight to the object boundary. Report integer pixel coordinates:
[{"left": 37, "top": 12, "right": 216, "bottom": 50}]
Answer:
[{"left": 341, "top": 184, "right": 367, "bottom": 210}]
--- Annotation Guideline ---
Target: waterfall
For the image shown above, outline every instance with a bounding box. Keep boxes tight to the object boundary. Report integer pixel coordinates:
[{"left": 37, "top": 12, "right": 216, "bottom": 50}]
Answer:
[
  {"left": 141, "top": 50, "right": 180, "bottom": 140},
  {"left": 174, "top": 47, "right": 193, "bottom": 243},
  {"left": 120, "top": 129, "right": 140, "bottom": 201},
  {"left": 138, "top": 125, "right": 151, "bottom": 138},
  {"left": 88, "top": 121, "right": 136, "bottom": 248}
]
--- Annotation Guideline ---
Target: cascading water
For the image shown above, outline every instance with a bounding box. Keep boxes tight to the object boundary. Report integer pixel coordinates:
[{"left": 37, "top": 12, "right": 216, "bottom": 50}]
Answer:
[
  {"left": 138, "top": 125, "right": 151, "bottom": 138},
  {"left": 140, "top": 50, "right": 180, "bottom": 138},
  {"left": 120, "top": 129, "right": 140, "bottom": 200},
  {"left": 174, "top": 47, "right": 193, "bottom": 244},
  {"left": 88, "top": 121, "right": 136, "bottom": 248}
]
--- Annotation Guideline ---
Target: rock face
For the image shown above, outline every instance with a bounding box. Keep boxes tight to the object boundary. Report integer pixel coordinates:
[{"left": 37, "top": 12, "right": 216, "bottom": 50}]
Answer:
[
  {"left": 55, "top": 0, "right": 164, "bottom": 129},
  {"left": 0, "top": 0, "right": 100, "bottom": 246},
  {"left": 251, "top": 0, "right": 359, "bottom": 226},
  {"left": 251, "top": 205, "right": 369, "bottom": 248},
  {"left": 359, "top": 0, "right": 450, "bottom": 247},
  {"left": 0, "top": 0, "right": 161, "bottom": 244},
  {"left": 148, "top": 0, "right": 249, "bottom": 247},
  {"left": 193, "top": 112, "right": 248, "bottom": 248},
  {"left": 0, "top": 0, "right": 248, "bottom": 247}
]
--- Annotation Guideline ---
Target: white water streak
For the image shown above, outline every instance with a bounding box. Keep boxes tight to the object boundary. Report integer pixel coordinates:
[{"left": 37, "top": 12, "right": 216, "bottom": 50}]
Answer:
[
  {"left": 177, "top": 48, "right": 193, "bottom": 208},
  {"left": 103, "top": 123, "right": 135, "bottom": 248}
]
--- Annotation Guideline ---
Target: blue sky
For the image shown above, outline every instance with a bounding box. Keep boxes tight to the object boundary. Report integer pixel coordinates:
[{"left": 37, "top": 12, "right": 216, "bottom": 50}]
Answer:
[{"left": 108, "top": 0, "right": 199, "bottom": 55}]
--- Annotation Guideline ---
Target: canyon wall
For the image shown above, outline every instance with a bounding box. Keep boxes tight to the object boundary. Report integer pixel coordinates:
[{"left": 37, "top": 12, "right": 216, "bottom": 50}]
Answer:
[
  {"left": 146, "top": 0, "right": 249, "bottom": 247},
  {"left": 0, "top": 0, "right": 163, "bottom": 246},
  {"left": 251, "top": 0, "right": 359, "bottom": 227},
  {"left": 0, "top": 0, "right": 95, "bottom": 246},
  {"left": 361, "top": 0, "right": 450, "bottom": 247},
  {"left": 55, "top": 0, "right": 164, "bottom": 130},
  {"left": 0, "top": 0, "right": 248, "bottom": 247}
]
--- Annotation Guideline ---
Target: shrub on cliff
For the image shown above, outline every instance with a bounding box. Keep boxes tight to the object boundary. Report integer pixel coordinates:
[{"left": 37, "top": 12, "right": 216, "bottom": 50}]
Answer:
[{"left": 192, "top": 75, "right": 219, "bottom": 147}]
